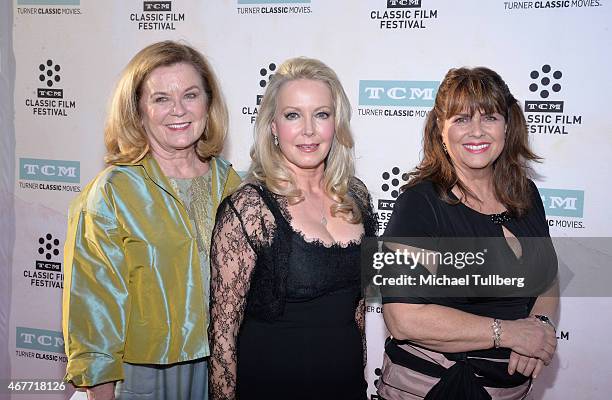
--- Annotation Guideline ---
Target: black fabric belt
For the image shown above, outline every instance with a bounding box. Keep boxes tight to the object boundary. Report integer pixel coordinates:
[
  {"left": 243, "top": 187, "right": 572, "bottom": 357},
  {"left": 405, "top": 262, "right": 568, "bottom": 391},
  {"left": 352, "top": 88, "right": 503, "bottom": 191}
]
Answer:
[{"left": 385, "top": 338, "right": 530, "bottom": 389}]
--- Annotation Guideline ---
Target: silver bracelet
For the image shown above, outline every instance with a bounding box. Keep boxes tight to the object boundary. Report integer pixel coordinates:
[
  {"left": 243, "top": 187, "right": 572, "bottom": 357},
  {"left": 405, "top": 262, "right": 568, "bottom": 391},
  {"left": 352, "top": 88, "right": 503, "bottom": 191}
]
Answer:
[{"left": 492, "top": 318, "right": 502, "bottom": 348}]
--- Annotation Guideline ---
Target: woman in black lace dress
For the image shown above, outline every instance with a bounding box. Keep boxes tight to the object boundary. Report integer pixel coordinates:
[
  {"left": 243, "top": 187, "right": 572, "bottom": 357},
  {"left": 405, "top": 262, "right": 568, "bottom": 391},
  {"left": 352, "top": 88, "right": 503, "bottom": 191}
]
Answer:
[{"left": 209, "top": 57, "right": 375, "bottom": 400}]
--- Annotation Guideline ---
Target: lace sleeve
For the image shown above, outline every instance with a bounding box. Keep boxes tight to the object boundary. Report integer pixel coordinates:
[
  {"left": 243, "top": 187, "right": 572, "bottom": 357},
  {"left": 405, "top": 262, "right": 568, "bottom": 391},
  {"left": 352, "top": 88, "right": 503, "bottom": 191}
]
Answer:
[
  {"left": 349, "top": 178, "right": 375, "bottom": 366},
  {"left": 209, "top": 185, "right": 273, "bottom": 400},
  {"left": 355, "top": 298, "right": 366, "bottom": 366},
  {"left": 349, "top": 177, "right": 378, "bottom": 237}
]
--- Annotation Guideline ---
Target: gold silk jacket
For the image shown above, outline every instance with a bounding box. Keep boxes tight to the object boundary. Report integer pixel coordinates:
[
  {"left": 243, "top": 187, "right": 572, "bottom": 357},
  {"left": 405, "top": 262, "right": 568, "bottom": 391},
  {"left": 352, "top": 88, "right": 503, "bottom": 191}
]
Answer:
[{"left": 62, "top": 155, "right": 241, "bottom": 387}]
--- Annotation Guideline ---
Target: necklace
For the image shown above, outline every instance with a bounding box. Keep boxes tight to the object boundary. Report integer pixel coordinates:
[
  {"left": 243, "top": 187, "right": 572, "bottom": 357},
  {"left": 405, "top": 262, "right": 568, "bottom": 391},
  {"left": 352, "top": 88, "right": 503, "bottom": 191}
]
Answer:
[
  {"left": 304, "top": 192, "right": 328, "bottom": 226},
  {"left": 307, "top": 194, "right": 327, "bottom": 226},
  {"left": 319, "top": 196, "right": 327, "bottom": 226}
]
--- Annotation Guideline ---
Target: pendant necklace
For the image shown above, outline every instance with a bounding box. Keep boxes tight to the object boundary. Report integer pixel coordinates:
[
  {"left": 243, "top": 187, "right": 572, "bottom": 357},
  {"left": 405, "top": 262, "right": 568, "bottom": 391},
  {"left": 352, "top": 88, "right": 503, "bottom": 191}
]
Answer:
[{"left": 319, "top": 197, "right": 327, "bottom": 226}]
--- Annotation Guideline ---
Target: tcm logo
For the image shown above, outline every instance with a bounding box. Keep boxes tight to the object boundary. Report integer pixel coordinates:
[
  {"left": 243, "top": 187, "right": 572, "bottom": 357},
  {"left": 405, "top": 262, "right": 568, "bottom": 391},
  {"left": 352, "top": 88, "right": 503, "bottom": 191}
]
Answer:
[
  {"left": 16, "top": 327, "right": 65, "bottom": 354},
  {"left": 257, "top": 62, "right": 277, "bottom": 105},
  {"left": 37, "top": 59, "right": 63, "bottom": 98},
  {"left": 359, "top": 80, "right": 438, "bottom": 107},
  {"left": 19, "top": 158, "right": 80, "bottom": 183},
  {"left": 17, "top": 0, "right": 79, "bottom": 4},
  {"left": 529, "top": 64, "right": 562, "bottom": 99},
  {"left": 538, "top": 188, "right": 584, "bottom": 218},
  {"left": 37, "top": 89, "right": 63, "bottom": 99},
  {"left": 525, "top": 64, "right": 564, "bottom": 113},
  {"left": 381, "top": 167, "right": 407, "bottom": 200},
  {"left": 38, "top": 60, "right": 61, "bottom": 89},
  {"left": 238, "top": 0, "right": 310, "bottom": 3},
  {"left": 387, "top": 0, "right": 421, "bottom": 7},
  {"left": 144, "top": 1, "right": 171, "bottom": 11},
  {"left": 378, "top": 167, "right": 407, "bottom": 211},
  {"left": 525, "top": 101, "right": 563, "bottom": 113},
  {"left": 37, "top": 233, "right": 62, "bottom": 272}
]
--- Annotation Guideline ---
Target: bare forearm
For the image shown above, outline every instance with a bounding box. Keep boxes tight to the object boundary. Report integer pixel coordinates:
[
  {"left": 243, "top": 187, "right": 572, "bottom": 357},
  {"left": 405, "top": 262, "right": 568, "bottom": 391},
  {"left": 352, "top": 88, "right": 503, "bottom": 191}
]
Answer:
[
  {"left": 530, "top": 279, "right": 559, "bottom": 324},
  {"left": 383, "top": 303, "right": 495, "bottom": 353},
  {"left": 384, "top": 301, "right": 557, "bottom": 362}
]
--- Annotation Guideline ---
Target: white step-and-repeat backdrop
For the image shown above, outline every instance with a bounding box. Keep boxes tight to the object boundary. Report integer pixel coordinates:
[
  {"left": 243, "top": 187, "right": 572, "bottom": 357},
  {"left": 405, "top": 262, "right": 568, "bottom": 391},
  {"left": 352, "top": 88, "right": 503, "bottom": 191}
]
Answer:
[{"left": 2, "top": 0, "right": 611, "bottom": 399}]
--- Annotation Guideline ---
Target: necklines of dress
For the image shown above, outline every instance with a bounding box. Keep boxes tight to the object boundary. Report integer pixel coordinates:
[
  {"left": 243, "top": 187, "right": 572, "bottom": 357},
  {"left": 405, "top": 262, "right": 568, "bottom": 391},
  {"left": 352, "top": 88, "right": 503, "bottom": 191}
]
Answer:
[
  {"left": 447, "top": 188, "right": 512, "bottom": 223},
  {"left": 265, "top": 186, "right": 364, "bottom": 250},
  {"left": 167, "top": 168, "right": 212, "bottom": 181}
]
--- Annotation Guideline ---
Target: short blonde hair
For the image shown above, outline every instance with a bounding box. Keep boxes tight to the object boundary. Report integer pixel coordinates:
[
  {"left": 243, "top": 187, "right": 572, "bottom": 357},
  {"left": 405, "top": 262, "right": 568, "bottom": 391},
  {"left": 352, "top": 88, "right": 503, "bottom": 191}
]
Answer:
[
  {"left": 248, "top": 57, "right": 360, "bottom": 222},
  {"left": 104, "top": 41, "right": 228, "bottom": 164}
]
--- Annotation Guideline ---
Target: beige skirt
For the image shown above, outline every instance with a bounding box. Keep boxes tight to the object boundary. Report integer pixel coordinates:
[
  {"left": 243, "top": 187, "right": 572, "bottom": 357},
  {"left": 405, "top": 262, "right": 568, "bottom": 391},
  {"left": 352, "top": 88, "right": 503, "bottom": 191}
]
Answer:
[{"left": 377, "top": 344, "right": 531, "bottom": 400}]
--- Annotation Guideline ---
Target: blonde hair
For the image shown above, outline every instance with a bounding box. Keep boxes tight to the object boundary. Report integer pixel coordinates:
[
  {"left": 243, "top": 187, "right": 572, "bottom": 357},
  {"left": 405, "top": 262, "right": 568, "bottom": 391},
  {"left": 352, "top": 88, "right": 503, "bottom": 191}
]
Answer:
[
  {"left": 248, "top": 57, "right": 360, "bottom": 223},
  {"left": 104, "top": 41, "right": 228, "bottom": 164}
]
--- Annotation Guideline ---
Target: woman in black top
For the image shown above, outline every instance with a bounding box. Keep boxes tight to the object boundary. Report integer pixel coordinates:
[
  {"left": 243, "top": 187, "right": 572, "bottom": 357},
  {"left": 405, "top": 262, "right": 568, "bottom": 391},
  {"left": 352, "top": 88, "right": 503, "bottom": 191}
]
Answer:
[
  {"left": 209, "top": 57, "right": 374, "bottom": 400},
  {"left": 377, "top": 67, "right": 559, "bottom": 400}
]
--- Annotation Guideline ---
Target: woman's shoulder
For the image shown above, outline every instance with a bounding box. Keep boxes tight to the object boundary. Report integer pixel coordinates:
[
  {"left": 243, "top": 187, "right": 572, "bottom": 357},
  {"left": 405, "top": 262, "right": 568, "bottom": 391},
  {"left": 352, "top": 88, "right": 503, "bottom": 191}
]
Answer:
[
  {"left": 395, "top": 179, "right": 440, "bottom": 207},
  {"left": 526, "top": 179, "right": 540, "bottom": 197},
  {"left": 230, "top": 181, "right": 265, "bottom": 199},
  {"left": 388, "top": 180, "right": 443, "bottom": 224},
  {"left": 88, "top": 163, "right": 137, "bottom": 183},
  {"left": 211, "top": 156, "right": 242, "bottom": 191},
  {"left": 68, "top": 164, "right": 141, "bottom": 218},
  {"left": 214, "top": 182, "right": 280, "bottom": 245},
  {"left": 384, "top": 180, "right": 441, "bottom": 237},
  {"left": 349, "top": 176, "right": 368, "bottom": 190},
  {"left": 348, "top": 176, "right": 371, "bottom": 202},
  {"left": 524, "top": 178, "right": 546, "bottom": 217},
  {"left": 219, "top": 181, "right": 269, "bottom": 214}
]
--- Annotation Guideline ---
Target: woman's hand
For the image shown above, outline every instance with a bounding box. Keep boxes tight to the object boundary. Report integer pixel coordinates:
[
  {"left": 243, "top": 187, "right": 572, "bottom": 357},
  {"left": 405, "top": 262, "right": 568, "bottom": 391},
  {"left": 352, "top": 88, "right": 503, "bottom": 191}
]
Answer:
[
  {"left": 85, "top": 382, "right": 115, "bottom": 400},
  {"left": 502, "top": 317, "right": 557, "bottom": 364},
  {"left": 508, "top": 351, "right": 546, "bottom": 378}
]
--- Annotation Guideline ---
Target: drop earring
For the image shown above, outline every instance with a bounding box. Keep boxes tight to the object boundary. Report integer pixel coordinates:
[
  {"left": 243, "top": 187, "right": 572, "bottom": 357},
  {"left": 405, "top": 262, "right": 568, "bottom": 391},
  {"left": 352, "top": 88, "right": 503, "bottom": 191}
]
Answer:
[
  {"left": 273, "top": 134, "right": 279, "bottom": 146},
  {"left": 442, "top": 142, "right": 448, "bottom": 154}
]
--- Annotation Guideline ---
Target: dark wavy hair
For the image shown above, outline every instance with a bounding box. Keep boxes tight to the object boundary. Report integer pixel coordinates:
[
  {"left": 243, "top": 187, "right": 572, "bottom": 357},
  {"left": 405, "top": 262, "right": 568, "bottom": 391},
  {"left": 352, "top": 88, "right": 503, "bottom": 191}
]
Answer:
[{"left": 405, "top": 66, "right": 540, "bottom": 217}]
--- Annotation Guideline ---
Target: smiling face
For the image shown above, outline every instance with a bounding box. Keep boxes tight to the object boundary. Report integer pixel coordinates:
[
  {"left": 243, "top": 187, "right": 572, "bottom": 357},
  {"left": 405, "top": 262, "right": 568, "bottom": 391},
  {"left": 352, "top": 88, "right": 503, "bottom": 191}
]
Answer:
[
  {"left": 442, "top": 109, "right": 506, "bottom": 178},
  {"left": 271, "top": 79, "right": 335, "bottom": 174},
  {"left": 139, "top": 62, "right": 208, "bottom": 157}
]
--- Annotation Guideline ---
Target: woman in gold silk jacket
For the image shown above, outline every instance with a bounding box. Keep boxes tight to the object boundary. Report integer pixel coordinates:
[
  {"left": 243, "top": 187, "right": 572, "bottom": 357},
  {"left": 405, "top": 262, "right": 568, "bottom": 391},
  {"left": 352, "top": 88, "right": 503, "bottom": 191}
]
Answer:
[{"left": 62, "top": 41, "right": 240, "bottom": 400}]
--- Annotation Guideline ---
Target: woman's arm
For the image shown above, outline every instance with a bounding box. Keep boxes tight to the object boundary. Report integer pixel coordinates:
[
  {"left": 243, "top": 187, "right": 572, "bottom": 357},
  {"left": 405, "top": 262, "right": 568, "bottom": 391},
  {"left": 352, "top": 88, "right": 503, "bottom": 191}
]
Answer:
[
  {"left": 383, "top": 302, "right": 556, "bottom": 364},
  {"left": 355, "top": 298, "right": 366, "bottom": 366},
  {"left": 507, "top": 278, "right": 559, "bottom": 377},
  {"left": 529, "top": 278, "right": 560, "bottom": 326},
  {"left": 63, "top": 192, "right": 130, "bottom": 390},
  {"left": 209, "top": 192, "right": 261, "bottom": 400},
  {"left": 84, "top": 383, "right": 115, "bottom": 400},
  {"left": 384, "top": 303, "right": 494, "bottom": 351}
]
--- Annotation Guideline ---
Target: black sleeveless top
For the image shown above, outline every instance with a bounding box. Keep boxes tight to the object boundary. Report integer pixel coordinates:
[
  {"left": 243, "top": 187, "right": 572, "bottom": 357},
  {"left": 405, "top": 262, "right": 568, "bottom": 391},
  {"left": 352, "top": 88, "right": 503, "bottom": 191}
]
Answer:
[{"left": 243, "top": 181, "right": 377, "bottom": 321}]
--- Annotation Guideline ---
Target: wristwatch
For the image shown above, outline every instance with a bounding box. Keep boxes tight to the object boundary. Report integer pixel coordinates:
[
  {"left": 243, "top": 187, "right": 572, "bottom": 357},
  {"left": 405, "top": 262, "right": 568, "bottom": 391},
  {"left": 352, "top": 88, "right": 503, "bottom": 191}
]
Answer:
[{"left": 533, "top": 314, "right": 557, "bottom": 332}]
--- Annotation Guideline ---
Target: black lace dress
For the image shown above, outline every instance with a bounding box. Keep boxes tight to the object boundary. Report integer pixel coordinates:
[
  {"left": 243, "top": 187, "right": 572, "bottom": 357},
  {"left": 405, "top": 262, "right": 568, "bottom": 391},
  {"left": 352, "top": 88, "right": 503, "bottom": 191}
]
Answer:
[{"left": 210, "top": 180, "right": 376, "bottom": 400}]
